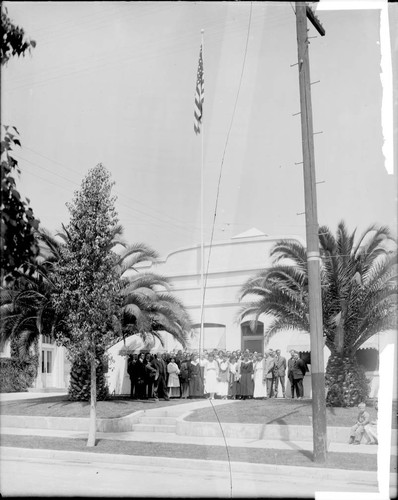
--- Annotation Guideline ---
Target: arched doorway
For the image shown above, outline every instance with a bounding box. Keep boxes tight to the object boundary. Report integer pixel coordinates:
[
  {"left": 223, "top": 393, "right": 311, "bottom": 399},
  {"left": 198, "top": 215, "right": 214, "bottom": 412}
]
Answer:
[
  {"left": 190, "top": 323, "right": 226, "bottom": 351},
  {"left": 240, "top": 321, "right": 264, "bottom": 354}
]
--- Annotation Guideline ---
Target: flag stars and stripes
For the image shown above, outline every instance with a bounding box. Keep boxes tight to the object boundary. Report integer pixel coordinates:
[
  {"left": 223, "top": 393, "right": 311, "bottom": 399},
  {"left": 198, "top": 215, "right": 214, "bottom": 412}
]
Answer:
[{"left": 194, "top": 45, "right": 204, "bottom": 135}]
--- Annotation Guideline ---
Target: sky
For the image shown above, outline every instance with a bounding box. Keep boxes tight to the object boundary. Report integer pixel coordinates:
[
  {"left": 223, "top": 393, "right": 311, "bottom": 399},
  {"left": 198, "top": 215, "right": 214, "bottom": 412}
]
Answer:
[{"left": 2, "top": 1, "right": 397, "bottom": 259}]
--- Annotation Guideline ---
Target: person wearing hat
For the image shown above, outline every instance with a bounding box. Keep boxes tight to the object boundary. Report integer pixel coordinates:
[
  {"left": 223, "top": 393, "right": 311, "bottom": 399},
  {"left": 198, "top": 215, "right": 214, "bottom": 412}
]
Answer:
[{"left": 188, "top": 353, "right": 204, "bottom": 398}]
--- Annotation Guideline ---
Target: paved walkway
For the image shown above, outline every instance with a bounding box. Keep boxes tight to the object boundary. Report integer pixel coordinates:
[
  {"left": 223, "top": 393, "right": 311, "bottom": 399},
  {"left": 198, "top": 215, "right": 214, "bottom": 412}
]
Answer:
[
  {"left": 1, "top": 392, "right": 395, "bottom": 456},
  {"left": 0, "top": 391, "right": 67, "bottom": 402},
  {"left": 0, "top": 425, "right": 384, "bottom": 455},
  {"left": 2, "top": 392, "right": 396, "bottom": 499},
  {"left": 3, "top": 447, "right": 392, "bottom": 498}
]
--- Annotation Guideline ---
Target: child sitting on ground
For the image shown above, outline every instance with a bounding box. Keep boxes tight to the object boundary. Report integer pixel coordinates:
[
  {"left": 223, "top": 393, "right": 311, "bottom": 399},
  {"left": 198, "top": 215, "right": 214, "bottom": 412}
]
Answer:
[
  {"left": 349, "top": 402, "right": 371, "bottom": 445},
  {"left": 364, "top": 400, "right": 378, "bottom": 445}
]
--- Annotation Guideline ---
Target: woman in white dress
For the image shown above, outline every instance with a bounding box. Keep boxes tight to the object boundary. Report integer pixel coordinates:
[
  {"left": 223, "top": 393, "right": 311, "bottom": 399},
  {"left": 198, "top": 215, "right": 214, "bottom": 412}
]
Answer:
[
  {"left": 167, "top": 357, "right": 181, "bottom": 398},
  {"left": 204, "top": 353, "right": 219, "bottom": 399},
  {"left": 217, "top": 353, "right": 230, "bottom": 399},
  {"left": 253, "top": 353, "right": 267, "bottom": 399}
]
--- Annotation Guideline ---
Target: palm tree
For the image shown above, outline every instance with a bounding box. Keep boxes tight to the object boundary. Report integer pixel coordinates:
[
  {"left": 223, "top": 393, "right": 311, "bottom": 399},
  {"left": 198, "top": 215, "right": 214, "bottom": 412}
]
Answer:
[
  {"left": 239, "top": 221, "right": 397, "bottom": 406},
  {"left": 116, "top": 243, "right": 192, "bottom": 349},
  {"left": 1, "top": 229, "right": 192, "bottom": 399},
  {"left": 0, "top": 228, "right": 68, "bottom": 354},
  {"left": 0, "top": 228, "right": 65, "bottom": 391}
]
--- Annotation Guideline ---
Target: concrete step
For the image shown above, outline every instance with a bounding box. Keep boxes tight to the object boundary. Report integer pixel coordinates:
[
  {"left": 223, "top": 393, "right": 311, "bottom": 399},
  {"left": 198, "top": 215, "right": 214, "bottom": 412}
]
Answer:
[
  {"left": 143, "top": 410, "right": 170, "bottom": 417},
  {"left": 132, "top": 423, "right": 177, "bottom": 433},
  {"left": 139, "top": 416, "right": 177, "bottom": 425},
  {"left": 27, "top": 388, "right": 67, "bottom": 393}
]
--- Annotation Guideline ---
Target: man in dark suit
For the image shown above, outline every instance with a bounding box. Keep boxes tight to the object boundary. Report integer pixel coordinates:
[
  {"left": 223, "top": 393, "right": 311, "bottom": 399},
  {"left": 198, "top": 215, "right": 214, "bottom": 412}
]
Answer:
[
  {"left": 273, "top": 349, "right": 287, "bottom": 398},
  {"left": 127, "top": 354, "right": 138, "bottom": 399},
  {"left": 151, "top": 353, "right": 169, "bottom": 401},
  {"left": 287, "top": 350, "right": 296, "bottom": 398},
  {"left": 291, "top": 351, "right": 307, "bottom": 400}
]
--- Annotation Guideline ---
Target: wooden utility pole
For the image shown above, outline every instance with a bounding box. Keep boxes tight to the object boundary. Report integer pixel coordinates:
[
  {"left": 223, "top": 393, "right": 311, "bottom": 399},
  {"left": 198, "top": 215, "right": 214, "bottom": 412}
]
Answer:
[{"left": 295, "top": 2, "right": 327, "bottom": 463}]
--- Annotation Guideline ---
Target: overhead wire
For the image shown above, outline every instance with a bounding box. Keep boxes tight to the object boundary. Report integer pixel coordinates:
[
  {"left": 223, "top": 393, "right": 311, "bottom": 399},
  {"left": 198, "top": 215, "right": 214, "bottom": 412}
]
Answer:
[
  {"left": 16, "top": 145, "right": 199, "bottom": 229},
  {"left": 200, "top": 2, "right": 253, "bottom": 320},
  {"left": 14, "top": 3, "right": 163, "bottom": 47},
  {"left": 13, "top": 152, "right": 199, "bottom": 237},
  {"left": 197, "top": 3, "right": 254, "bottom": 498},
  {"left": 4, "top": 10, "right": 269, "bottom": 92},
  {"left": 4, "top": 3, "right": 291, "bottom": 93}
]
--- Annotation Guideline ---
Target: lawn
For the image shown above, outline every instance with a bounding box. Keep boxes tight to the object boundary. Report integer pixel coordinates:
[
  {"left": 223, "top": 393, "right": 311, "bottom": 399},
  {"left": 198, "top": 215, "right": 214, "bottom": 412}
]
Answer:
[
  {"left": 1, "top": 396, "right": 396, "bottom": 428},
  {"left": 1, "top": 433, "right": 393, "bottom": 472},
  {"left": 0, "top": 395, "right": 193, "bottom": 419},
  {"left": 185, "top": 398, "right": 397, "bottom": 428}
]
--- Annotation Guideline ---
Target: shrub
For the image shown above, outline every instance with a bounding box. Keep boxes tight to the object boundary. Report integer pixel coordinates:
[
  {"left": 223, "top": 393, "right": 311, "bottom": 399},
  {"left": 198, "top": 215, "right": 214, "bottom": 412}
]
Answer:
[
  {"left": 325, "top": 353, "right": 370, "bottom": 407},
  {"left": 0, "top": 355, "right": 38, "bottom": 392}
]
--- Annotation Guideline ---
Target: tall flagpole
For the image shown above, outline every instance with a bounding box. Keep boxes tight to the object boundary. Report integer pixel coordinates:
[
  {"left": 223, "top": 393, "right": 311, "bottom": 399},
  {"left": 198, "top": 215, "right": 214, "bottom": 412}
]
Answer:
[{"left": 200, "top": 28, "right": 205, "bottom": 354}]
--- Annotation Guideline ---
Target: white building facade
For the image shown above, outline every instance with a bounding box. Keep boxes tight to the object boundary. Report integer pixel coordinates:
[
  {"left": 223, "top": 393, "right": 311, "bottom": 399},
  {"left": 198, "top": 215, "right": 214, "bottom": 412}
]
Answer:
[
  {"left": 2, "top": 228, "right": 395, "bottom": 398},
  {"left": 107, "top": 228, "right": 396, "bottom": 397}
]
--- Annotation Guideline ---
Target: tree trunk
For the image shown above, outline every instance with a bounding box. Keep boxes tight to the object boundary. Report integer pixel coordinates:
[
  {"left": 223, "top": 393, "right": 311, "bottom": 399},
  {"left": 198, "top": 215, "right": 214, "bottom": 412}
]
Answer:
[
  {"left": 68, "top": 355, "right": 109, "bottom": 401},
  {"left": 325, "top": 351, "right": 370, "bottom": 407},
  {"left": 86, "top": 355, "right": 97, "bottom": 447}
]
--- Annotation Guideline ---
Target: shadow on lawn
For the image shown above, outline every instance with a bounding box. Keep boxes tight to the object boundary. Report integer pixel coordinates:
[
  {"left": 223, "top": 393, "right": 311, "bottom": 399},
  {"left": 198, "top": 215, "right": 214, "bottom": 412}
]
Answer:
[
  {"left": 265, "top": 405, "right": 307, "bottom": 425},
  {"left": 261, "top": 405, "right": 313, "bottom": 461}
]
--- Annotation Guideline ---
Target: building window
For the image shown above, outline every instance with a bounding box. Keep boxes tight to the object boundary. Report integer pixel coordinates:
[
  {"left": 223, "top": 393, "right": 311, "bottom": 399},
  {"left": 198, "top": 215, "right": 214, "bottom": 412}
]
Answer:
[
  {"left": 41, "top": 350, "right": 53, "bottom": 373},
  {"left": 191, "top": 323, "right": 226, "bottom": 350},
  {"left": 46, "top": 350, "right": 52, "bottom": 374},
  {"left": 42, "top": 334, "right": 53, "bottom": 345},
  {"left": 241, "top": 321, "right": 264, "bottom": 337},
  {"left": 241, "top": 321, "right": 264, "bottom": 354}
]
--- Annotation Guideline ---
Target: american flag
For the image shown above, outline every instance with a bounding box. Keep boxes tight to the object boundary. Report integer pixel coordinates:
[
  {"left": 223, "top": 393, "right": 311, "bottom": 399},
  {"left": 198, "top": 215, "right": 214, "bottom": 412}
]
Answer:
[{"left": 194, "top": 44, "right": 204, "bottom": 135}]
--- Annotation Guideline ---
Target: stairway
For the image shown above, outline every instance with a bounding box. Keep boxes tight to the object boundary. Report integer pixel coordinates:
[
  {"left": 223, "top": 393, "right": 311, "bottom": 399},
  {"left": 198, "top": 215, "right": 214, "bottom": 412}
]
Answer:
[{"left": 131, "top": 410, "right": 178, "bottom": 433}]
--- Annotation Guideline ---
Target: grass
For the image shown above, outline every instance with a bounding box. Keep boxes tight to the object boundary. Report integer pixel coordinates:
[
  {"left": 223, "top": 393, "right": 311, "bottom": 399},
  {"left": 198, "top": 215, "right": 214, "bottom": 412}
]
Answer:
[
  {"left": 0, "top": 395, "right": 193, "bottom": 419},
  {"left": 2, "top": 433, "right": 394, "bottom": 472},
  {"left": 1, "top": 396, "right": 396, "bottom": 428},
  {"left": 185, "top": 398, "right": 397, "bottom": 428}
]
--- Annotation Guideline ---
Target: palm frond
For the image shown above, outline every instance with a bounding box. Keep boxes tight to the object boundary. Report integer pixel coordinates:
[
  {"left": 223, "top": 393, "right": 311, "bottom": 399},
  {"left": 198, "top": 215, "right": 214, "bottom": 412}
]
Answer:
[{"left": 239, "top": 221, "right": 397, "bottom": 356}]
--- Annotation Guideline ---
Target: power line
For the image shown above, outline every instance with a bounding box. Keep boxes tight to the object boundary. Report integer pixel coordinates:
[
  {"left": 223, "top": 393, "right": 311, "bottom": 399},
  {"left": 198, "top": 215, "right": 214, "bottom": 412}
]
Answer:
[
  {"left": 15, "top": 146, "right": 199, "bottom": 231},
  {"left": 199, "top": 7, "right": 254, "bottom": 497},
  {"left": 4, "top": 10, "right": 268, "bottom": 92},
  {"left": 5, "top": 3, "right": 291, "bottom": 92},
  {"left": 200, "top": 1, "right": 254, "bottom": 316},
  {"left": 13, "top": 153, "right": 199, "bottom": 237}
]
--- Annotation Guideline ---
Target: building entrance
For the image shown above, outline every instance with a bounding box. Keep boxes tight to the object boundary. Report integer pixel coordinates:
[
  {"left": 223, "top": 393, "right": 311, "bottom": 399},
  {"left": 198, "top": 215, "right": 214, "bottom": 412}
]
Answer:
[
  {"left": 41, "top": 348, "right": 54, "bottom": 388},
  {"left": 241, "top": 321, "right": 264, "bottom": 354}
]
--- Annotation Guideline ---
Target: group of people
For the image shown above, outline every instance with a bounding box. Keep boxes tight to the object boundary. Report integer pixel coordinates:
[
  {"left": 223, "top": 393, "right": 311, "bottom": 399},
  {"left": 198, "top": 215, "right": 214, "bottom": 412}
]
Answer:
[{"left": 126, "top": 348, "right": 308, "bottom": 401}]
